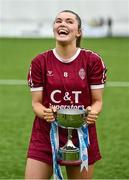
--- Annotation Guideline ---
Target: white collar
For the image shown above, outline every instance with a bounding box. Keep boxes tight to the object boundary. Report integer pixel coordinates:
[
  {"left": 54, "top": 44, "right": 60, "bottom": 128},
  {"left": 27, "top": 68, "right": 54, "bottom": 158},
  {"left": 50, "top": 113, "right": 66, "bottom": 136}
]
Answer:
[{"left": 53, "top": 48, "right": 81, "bottom": 63}]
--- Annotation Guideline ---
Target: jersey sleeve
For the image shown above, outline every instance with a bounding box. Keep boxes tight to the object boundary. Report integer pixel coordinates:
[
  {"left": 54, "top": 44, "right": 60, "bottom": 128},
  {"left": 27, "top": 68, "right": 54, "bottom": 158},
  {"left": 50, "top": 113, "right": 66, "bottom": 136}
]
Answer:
[
  {"left": 88, "top": 53, "right": 107, "bottom": 89},
  {"left": 27, "top": 54, "right": 45, "bottom": 92}
]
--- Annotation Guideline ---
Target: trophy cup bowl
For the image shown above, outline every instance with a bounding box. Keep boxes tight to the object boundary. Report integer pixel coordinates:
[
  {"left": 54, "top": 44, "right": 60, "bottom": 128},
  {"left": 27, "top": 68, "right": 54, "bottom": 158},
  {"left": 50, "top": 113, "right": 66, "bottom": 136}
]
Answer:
[{"left": 56, "top": 109, "right": 87, "bottom": 165}]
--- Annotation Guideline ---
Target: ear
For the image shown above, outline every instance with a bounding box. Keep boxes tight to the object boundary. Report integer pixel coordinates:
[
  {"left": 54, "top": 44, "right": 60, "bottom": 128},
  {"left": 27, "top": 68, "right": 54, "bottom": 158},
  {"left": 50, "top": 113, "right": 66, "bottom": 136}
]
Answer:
[{"left": 76, "top": 29, "right": 82, "bottom": 38}]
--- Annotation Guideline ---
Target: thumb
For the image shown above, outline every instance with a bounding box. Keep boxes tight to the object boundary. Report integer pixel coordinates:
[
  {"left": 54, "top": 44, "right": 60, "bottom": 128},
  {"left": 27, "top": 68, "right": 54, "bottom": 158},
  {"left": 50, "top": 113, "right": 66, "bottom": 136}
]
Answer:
[
  {"left": 49, "top": 103, "right": 57, "bottom": 113},
  {"left": 86, "top": 106, "right": 92, "bottom": 113},
  {"left": 52, "top": 106, "right": 57, "bottom": 113}
]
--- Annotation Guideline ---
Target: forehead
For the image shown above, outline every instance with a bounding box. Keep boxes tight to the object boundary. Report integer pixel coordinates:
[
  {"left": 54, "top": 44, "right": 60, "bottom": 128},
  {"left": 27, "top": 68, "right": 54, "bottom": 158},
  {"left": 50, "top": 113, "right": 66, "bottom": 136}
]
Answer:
[{"left": 55, "top": 12, "right": 77, "bottom": 20}]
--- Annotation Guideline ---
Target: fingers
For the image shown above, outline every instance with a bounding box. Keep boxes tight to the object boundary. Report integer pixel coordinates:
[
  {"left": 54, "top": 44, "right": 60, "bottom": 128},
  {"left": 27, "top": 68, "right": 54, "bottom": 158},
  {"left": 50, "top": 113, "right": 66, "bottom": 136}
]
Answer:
[
  {"left": 43, "top": 108, "right": 55, "bottom": 122},
  {"left": 51, "top": 106, "right": 57, "bottom": 113},
  {"left": 43, "top": 106, "right": 57, "bottom": 122},
  {"left": 85, "top": 106, "right": 98, "bottom": 125},
  {"left": 86, "top": 113, "right": 98, "bottom": 124}
]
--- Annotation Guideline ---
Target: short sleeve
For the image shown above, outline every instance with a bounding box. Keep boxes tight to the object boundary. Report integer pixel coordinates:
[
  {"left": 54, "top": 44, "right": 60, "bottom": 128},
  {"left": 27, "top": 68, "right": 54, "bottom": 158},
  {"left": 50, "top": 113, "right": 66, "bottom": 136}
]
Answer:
[
  {"left": 27, "top": 54, "right": 45, "bottom": 92},
  {"left": 88, "top": 53, "right": 107, "bottom": 89}
]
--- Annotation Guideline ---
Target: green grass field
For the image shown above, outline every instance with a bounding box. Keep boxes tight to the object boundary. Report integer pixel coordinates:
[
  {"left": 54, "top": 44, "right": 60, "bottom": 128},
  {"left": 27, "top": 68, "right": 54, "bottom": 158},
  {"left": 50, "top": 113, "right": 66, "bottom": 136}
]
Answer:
[{"left": 0, "top": 37, "right": 129, "bottom": 179}]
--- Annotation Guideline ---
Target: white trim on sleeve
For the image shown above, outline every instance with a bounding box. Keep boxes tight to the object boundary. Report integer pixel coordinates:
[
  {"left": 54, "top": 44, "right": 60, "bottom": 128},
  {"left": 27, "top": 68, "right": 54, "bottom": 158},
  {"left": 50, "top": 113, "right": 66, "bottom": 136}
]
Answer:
[
  {"left": 30, "top": 87, "right": 43, "bottom": 92},
  {"left": 90, "top": 84, "right": 104, "bottom": 89}
]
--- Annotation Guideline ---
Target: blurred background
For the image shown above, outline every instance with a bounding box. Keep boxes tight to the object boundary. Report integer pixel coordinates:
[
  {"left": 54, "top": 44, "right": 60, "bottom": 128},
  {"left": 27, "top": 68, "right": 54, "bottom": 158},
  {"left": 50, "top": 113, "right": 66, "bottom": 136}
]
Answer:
[
  {"left": 0, "top": 0, "right": 129, "bottom": 38},
  {"left": 0, "top": 0, "right": 129, "bottom": 179}
]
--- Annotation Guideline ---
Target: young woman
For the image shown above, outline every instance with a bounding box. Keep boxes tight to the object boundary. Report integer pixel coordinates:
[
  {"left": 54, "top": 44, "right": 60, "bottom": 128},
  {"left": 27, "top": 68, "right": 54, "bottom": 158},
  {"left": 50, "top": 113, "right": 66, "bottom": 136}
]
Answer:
[{"left": 25, "top": 10, "right": 107, "bottom": 179}]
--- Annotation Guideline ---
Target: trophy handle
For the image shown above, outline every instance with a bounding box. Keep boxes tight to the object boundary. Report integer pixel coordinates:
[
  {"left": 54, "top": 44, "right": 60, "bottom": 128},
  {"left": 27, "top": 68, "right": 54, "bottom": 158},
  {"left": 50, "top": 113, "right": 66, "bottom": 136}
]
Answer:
[{"left": 84, "top": 109, "right": 88, "bottom": 118}]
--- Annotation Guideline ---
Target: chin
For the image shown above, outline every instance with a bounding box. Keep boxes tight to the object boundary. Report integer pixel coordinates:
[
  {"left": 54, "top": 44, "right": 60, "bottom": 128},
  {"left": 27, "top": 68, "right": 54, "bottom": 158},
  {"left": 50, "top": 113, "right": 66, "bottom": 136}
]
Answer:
[{"left": 56, "top": 39, "right": 69, "bottom": 45}]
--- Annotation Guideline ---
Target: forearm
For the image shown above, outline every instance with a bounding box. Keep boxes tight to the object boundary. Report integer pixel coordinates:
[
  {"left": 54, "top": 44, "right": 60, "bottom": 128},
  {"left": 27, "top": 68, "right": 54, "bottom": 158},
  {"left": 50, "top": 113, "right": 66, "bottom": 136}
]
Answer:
[
  {"left": 31, "top": 91, "right": 55, "bottom": 122},
  {"left": 32, "top": 102, "right": 56, "bottom": 122},
  {"left": 32, "top": 102, "right": 46, "bottom": 119},
  {"left": 91, "top": 100, "right": 103, "bottom": 115},
  {"left": 86, "top": 88, "right": 104, "bottom": 124}
]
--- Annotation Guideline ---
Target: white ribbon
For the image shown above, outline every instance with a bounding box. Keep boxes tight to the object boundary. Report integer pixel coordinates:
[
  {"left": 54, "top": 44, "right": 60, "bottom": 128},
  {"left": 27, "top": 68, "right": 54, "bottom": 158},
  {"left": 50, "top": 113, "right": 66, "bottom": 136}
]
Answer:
[
  {"left": 50, "top": 122, "right": 63, "bottom": 180},
  {"left": 77, "top": 124, "right": 89, "bottom": 171}
]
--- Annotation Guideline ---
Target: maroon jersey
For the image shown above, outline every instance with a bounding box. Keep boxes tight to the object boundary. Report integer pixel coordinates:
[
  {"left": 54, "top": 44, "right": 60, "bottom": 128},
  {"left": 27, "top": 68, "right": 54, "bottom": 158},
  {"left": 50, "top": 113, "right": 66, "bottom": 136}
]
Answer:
[
  {"left": 27, "top": 48, "right": 106, "bottom": 165},
  {"left": 28, "top": 48, "right": 106, "bottom": 109}
]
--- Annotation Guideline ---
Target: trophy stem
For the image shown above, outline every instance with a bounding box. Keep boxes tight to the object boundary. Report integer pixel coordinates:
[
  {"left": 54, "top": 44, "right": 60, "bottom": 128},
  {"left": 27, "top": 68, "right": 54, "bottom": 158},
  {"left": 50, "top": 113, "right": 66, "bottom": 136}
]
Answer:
[
  {"left": 68, "top": 129, "right": 73, "bottom": 140},
  {"left": 62, "top": 129, "right": 76, "bottom": 149}
]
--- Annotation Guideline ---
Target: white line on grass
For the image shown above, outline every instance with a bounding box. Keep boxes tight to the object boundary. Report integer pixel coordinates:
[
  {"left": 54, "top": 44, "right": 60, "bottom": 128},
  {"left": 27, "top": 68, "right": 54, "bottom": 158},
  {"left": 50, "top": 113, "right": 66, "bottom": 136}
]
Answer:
[
  {"left": 0, "top": 80, "right": 129, "bottom": 87},
  {"left": 0, "top": 79, "right": 27, "bottom": 85},
  {"left": 106, "top": 81, "right": 129, "bottom": 87}
]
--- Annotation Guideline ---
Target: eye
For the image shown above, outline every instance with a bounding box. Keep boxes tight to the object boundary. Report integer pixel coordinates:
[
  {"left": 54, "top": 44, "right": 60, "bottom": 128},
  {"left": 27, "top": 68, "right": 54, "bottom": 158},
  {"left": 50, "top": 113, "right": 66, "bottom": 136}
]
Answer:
[
  {"left": 67, "top": 20, "right": 73, "bottom": 24},
  {"left": 55, "top": 20, "right": 61, "bottom": 23},
  {"left": 55, "top": 19, "right": 62, "bottom": 24}
]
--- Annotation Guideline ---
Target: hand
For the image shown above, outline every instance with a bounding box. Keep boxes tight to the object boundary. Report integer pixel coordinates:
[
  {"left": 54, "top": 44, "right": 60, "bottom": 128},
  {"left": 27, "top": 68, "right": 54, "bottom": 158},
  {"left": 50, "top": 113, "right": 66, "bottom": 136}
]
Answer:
[
  {"left": 43, "top": 106, "right": 57, "bottom": 122},
  {"left": 85, "top": 106, "right": 98, "bottom": 124}
]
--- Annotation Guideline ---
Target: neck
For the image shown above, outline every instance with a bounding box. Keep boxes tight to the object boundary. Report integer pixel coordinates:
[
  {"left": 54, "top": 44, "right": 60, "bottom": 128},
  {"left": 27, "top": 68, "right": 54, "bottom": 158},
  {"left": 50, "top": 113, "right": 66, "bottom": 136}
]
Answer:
[{"left": 55, "top": 42, "right": 78, "bottom": 60}]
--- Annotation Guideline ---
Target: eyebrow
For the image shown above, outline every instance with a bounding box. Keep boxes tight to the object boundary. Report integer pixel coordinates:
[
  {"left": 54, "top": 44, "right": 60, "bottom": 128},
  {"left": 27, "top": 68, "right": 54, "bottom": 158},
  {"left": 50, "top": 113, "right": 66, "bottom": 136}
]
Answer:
[{"left": 55, "top": 18, "right": 74, "bottom": 21}]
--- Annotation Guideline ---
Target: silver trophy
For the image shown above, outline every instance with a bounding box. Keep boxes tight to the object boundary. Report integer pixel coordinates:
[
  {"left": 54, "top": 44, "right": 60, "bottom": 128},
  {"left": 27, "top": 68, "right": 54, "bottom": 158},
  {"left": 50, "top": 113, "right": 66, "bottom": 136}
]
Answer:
[{"left": 56, "top": 109, "right": 87, "bottom": 165}]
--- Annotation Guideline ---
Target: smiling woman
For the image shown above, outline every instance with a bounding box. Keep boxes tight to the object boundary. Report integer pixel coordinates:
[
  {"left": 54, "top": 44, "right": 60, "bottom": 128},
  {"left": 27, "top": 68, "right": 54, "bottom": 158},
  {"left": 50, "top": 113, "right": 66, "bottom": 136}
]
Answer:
[
  {"left": 25, "top": 10, "right": 107, "bottom": 179},
  {"left": 53, "top": 10, "right": 82, "bottom": 48}
]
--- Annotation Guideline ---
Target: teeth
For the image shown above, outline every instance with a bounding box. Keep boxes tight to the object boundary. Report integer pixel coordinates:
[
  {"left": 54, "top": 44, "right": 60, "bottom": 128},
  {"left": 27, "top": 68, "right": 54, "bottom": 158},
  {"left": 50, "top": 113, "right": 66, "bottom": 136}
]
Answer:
[{"left": 58, "top": 29, "right": 68, "bottom": 35}]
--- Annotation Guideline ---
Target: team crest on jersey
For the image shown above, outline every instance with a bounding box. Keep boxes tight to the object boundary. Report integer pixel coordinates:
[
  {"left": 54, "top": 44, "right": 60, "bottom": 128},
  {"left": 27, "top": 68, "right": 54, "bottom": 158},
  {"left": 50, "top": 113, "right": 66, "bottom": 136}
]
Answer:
[
  {"left": 47, "top": 70, "right": 53, "bottom": 76},
  {"left": 78, "top": 68, "right": 86, "bottom": 80}
]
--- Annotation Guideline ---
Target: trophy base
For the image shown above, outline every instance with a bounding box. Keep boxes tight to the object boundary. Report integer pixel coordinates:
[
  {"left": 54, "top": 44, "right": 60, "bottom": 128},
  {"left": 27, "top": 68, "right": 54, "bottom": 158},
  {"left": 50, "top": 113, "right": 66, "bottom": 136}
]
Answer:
[
  {"left": 58, "top": 159, "right": 82, "bottom": 166},
  {"left": 58, "top": 147, "right": 81, "bottom": 166}
]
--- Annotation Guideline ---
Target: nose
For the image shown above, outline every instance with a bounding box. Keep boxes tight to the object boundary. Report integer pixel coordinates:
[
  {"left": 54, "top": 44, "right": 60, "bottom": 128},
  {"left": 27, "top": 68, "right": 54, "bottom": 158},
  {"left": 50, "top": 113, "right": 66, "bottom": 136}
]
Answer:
[{"left": 60, "top": 20, "right": 66, "bottom": 27}]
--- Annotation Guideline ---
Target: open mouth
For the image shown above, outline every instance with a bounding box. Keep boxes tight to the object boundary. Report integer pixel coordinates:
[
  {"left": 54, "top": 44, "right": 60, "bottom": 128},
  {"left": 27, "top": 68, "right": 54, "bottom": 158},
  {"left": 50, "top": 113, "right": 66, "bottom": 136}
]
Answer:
[{"left": 58, "top": 29, "right": 69, "bottom": 36}]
